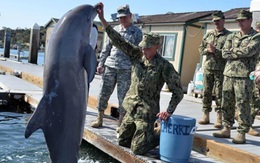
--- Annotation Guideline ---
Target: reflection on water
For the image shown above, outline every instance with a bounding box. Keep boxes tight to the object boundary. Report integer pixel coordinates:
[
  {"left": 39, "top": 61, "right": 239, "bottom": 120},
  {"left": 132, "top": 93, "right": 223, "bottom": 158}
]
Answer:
[
  {"left": 0, "top": 111, "right": 119, "bottom": 163},
  {"left": 79, "top": 141, "right": 120, "bottom": 163}
]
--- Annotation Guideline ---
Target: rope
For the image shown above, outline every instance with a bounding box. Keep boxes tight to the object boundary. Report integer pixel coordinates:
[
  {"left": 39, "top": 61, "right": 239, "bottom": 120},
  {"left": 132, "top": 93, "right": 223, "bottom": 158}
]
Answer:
[{"left": 185, "top": 25, "right": 203, "bottom": 38}]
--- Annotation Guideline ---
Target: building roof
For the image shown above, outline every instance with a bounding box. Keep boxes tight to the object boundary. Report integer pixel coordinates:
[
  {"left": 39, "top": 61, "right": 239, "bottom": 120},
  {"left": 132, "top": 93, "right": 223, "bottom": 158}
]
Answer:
[
  {"left": 44, "top": 18, "right": 59, "bottom": 28},
  {"left": 109, "top": 10, "right": 218, "bottom": 25},
  {"left": 109, "top": 7, "right": 249, "bottom": 25},
  {"left": 140, "top": 11, "right": 218, "bottom": 24}
]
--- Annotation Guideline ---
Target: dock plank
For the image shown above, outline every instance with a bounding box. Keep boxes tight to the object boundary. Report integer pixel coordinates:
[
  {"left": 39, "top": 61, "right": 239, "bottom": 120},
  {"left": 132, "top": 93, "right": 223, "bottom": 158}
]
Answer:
[
  {"left": 84, "top": 107, "right": 222, "bottom": 163},
  {"left": 0, "top": 74, "right": 42, "bottom": 94}
]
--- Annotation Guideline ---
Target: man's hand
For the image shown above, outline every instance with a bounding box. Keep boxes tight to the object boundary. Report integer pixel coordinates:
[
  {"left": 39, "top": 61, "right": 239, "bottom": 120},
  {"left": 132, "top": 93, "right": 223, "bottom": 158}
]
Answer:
[
  {"left": 96, "top": 65, "right": 103, "bottom": 74},
  {"left": 207, "top": 43, "right": 216, "bottom": 53},
  {"left": 96, "top": 2, "right": 104, "bottom": 20},
  {"left": 157, "top": 111, "right": 171, "bottom": 121},
  {"left": 96, "top": 2, "right": 108, "bottom": 28}
]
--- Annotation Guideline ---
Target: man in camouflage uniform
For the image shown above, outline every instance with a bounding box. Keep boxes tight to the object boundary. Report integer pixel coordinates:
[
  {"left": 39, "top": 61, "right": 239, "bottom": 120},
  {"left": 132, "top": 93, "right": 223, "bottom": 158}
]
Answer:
[
  {"left": 96, "top": 3, "right": 184, "bottom": 155},
  {"left": 247, "top": 21, "right": 260, "bottom": 136},
  {"left": 91, "top": 4, "right": 142, "bottom": 129},
  {"left": 213, "top": 10, "right": 260, "bottom": 144},
  {"left": 249, "top": 75, "right": 260, "bottom": 136},
  {"left": 198, "top": 11, "right": 231, "bottom": 128}
]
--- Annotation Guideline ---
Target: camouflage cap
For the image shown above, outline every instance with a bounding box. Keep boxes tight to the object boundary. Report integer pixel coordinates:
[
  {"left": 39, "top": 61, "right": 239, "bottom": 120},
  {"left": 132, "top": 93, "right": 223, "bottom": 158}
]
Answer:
[
  {"left": 212, "top": 11, "right": 225, "bottom": 21},
  {"left": 117, "top": 4, "right": 131, "bottom": 18},
  {"left": 139, "top": 32, "right": 160, "bottom": 48},
  {"left": 236, "top": 10, "right": 252, "bottom": 20}
]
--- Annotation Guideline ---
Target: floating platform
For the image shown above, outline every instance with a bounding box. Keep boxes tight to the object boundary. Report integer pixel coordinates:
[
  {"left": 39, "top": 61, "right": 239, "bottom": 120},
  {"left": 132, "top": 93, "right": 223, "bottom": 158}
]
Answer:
[{"left": 0, "top": 58, "right": 259, "bottom": 163}]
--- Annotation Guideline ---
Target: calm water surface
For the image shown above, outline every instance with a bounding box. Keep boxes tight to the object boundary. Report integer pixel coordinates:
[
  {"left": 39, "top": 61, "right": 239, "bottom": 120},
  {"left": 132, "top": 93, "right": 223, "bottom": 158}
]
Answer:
[
  {"left": 0, "top": 111, "right": 119, "bottom": 163},
  {"left": 0, "top": 48, "right": 44, "bottom": 66}
]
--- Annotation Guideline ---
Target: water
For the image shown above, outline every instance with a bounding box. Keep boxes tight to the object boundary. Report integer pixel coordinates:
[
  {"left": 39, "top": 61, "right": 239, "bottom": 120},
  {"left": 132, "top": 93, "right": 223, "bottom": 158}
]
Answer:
[
  {"left": 0, "top": 48, "right": 119, "bottom": 162},
  {"left": 0, "top": 110, "right": 120, "bottom": 163},
  {"left": 0, "top": 48, "right": 44, "bottom": 66}
]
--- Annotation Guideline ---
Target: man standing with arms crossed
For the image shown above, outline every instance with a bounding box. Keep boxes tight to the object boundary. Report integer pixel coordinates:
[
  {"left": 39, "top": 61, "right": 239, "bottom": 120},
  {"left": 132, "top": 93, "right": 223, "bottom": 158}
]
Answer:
[
  {"left": 91, "top": 4, "right": 142, "bottom": 130},
  {"left": 213, "top": 10, "right": 260, "bottom": 144},
  {"left": 198, "top": 11, "right": 231, "bottom": 128}
]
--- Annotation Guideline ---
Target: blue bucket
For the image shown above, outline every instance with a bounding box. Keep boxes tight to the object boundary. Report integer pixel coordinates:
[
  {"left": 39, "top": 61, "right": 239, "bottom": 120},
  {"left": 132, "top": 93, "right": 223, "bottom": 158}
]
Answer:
[{"left": 159, "top": 115, "right": 196, "bottom": 163}]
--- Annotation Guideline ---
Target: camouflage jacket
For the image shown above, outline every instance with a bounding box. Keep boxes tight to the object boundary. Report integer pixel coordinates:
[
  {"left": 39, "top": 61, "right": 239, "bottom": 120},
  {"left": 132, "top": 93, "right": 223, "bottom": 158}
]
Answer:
[
  {"left": 199, "top": 28, "right": 231, "bottom": 72},
  {"left": 105, "top": 25, "right": 184, "bottom": 116},
  {"left": 222, "top": 28, "right": 260, "bottom": 78},
  {"left": 98, "top": 23, "right": 142, "bottom": 69}
]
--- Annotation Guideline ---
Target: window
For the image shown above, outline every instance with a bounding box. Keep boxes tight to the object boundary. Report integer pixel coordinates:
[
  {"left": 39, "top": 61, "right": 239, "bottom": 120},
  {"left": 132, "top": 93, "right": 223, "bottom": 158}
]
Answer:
[{"left": 159, "top": 34, "right": 177, "bottom": 60}]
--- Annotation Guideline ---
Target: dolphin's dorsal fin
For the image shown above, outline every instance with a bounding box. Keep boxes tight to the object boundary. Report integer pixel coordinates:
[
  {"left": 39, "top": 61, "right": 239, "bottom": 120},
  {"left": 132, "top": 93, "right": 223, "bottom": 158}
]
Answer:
[
  {"left": 83, "top": 44, "right": 97, "bottom": 83},
  {"left": 25, "top": 95, "right": 47, "bottom": 138}
]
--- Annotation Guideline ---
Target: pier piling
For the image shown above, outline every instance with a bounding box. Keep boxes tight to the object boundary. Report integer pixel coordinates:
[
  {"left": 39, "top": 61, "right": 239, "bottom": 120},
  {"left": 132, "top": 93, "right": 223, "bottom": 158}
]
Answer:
[
  {"left": 3, "top": 29, "right": 11, "bottom": 58},
  {"left": 28, "top": 23, "right": 40, "bottom": 64}
]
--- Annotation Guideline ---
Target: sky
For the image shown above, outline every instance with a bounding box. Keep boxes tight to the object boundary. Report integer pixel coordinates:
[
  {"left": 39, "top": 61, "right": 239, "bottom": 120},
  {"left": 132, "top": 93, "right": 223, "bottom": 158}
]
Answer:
[{"left": 0, "top": 0, "right": 251, "bottom": 29}]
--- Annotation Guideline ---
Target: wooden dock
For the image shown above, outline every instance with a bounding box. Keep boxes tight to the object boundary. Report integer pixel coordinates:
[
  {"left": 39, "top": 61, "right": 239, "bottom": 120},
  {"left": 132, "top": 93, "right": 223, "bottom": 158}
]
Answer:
[{"left": 0, "top": 58, "right": 259, "bottom": 163}]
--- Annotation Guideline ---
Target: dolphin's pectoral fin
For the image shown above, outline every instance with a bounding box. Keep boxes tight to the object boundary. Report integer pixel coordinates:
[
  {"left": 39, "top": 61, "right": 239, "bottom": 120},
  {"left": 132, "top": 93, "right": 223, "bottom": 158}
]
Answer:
[
  {"left": 25, "top": 96, "right": 47, "bottom": 138},
  {"left": 83, "top": 44, "right": 97, "bottom": 83}
]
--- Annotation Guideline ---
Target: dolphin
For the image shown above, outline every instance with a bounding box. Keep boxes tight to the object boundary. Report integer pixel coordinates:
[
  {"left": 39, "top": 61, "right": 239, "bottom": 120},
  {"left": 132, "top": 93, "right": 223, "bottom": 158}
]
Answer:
[{"left": 24, "top": 4, "right": 98, "bottom": 163}]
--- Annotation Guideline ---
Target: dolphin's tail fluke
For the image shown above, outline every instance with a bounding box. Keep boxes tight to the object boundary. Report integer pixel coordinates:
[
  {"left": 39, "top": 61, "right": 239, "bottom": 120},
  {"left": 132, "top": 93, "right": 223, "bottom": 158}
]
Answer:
[{"left": 25, "top": 96, "right": 47, "bottom": 138}]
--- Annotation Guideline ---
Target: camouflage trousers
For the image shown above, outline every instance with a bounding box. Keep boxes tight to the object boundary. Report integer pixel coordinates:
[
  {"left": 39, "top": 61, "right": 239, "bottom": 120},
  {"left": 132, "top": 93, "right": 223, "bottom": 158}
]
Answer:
[
  {"left": 97, "top": 66, "right": 131, "bottom": 114},
  {"left": 250, "top": 84, "right": 260, "bottom": 125},
  {"left": 118, "top": 104, "right": 159, "bottom": 155},
  {"left": 202, "top": 70, "right": 223, "bottom": 112},
  {"left": 222, "top": 76, "right": 253, "bottom": 133}
]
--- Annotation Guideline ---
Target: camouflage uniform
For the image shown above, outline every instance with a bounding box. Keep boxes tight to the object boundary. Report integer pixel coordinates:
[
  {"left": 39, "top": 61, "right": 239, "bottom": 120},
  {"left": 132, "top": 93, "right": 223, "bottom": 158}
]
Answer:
[
  {"left": 250, "top": 53, "right": 260, "bottom": 127},
  {"left": 199, "top": 28, "right": 231, "bottom": 112},
  {"left": 104, "top": 26, "right": 184, "bottom": 155},
  {"left": 250, "top": 22, "right": 260, "bottom": 128},
  {"left": 97, "top": 23, "right": 142, "bottom": 114},
  {"left": 221, "top": 28, "right": 260, "bottom": 133},
  {"left": 250, "top": 82, "right": 260, "bottom": 125}
]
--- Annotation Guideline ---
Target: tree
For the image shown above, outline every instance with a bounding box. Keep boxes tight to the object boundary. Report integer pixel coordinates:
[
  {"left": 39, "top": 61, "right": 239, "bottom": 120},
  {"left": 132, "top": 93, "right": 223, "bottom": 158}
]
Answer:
[{"left": 0, "top": 26, "right": 46, "bottom": 49}]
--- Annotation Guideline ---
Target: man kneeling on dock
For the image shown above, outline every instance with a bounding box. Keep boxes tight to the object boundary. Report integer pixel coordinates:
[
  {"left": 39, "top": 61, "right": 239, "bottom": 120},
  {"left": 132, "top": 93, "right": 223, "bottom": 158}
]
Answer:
[{"left": 96, "top": 3, "right": 184, "bottom": 155}]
